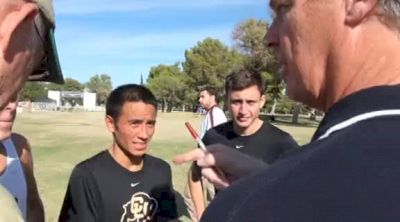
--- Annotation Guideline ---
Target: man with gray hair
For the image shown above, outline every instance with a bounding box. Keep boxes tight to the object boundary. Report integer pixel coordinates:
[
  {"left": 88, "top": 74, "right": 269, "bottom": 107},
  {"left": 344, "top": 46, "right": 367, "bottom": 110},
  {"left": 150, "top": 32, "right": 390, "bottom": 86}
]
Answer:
[
  {"left": 174, "top": 0, "right": 400, "bottom": 221},
  {"left": 0, "top": 0, "right": 63, "bottom": 221}
]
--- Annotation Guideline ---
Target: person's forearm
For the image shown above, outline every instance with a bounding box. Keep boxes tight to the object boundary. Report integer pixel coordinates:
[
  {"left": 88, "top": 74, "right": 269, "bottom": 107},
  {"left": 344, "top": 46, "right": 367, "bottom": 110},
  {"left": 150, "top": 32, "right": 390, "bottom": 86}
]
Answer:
[
  {"left": 188, "top": 164, "right": 206, "bottom": 219},
  {"left": 189, "top": 179, "right": 206, "bottom": 219}
]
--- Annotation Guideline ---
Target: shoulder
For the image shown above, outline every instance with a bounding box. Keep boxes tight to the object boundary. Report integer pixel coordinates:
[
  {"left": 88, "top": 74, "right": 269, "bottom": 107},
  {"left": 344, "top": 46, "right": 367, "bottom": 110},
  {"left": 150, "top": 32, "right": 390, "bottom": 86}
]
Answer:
[
  {"left": 10, "top": 133, "right": 33, "bottom": 168},
  {"left": 144, "top": 154, "right": 171, "bottom": 171},
  {"left": 261, "top": 122, "right": 294, "bottom": 138},
  {"left": 11, "top": 133, "right": 30, "bottom": 155},
  {"left": 211, "top": 107, "right": 226, "bottom": 117},
  {"left": 210, "top": 121, "right": 231, "bottom": 133},
  {"left": 258, "top": 122, "right": 299, "bottom": 149},
  {"left": 204, "top": 121, "right": 232, "bottom": 136},
  {"left": 71, "top": 151, "right": 109, "bottom": 177},
  {"left": 212, "top": 107, "right": 225, "bottom": 114},
  {"left": 11, "top": 133, "right": 29, "bottom": 147}
]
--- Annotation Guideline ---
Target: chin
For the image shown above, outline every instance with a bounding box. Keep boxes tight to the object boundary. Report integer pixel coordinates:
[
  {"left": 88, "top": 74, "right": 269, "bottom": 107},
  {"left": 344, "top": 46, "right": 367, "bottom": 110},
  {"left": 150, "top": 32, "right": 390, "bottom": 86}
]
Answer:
[
  {"left": 235, "top": 121, "right": 251, "bottom": 129},
  {"left": 128, "top": 148, "right": 147, "bottom": 157}
]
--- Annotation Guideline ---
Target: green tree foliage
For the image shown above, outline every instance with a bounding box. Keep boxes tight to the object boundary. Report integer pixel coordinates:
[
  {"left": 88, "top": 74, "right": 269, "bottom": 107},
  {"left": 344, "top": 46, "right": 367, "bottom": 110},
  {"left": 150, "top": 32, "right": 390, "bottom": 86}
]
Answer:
[
  {"left": 183, "top": 38, "right": 244, "bottom": 103},
  {"left": 47, "top": 78, "right": 84, "bottom": 91},
  {"left": 233, "top": 19, "right": 305, "bottom": 121},
  {"left": 85, "top": 74, "right": 113, "bottom": 105},
  {"left": 233, "top": 19, "right": 281, "bottom": 98},
  {"left": 61, "top": 78, "right": 84, "bottom": 91},
  {"left": 148, "top": 62, "right": 182, "bottom": 80},
  {"left": 19, "top": 82, "right": 47, "bottom": 101},
  {"left": 147, "top": 64, "right": 187, "bottom": 112}
]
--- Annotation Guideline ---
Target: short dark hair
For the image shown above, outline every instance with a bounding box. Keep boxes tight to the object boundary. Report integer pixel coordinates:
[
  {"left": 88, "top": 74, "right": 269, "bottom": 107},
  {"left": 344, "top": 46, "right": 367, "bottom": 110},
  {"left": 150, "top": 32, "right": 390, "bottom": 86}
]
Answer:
[
  {"left": 199, "top": 86, "right": 217, "bottom": 96},
  {"left": 199, "top": 85, "right": 220, "bottom": 103},
  {"left": 106, "top": 84, "right": 158, "bottom": 120},
  {"left": 225, "top": 69, "right": 265, "bottom": 96}
]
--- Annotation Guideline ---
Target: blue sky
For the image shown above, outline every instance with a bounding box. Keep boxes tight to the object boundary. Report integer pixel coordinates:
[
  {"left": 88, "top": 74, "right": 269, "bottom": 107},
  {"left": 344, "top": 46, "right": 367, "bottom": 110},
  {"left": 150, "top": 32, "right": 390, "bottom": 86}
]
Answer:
[{"left": 54, "top": 0, "right": 271, "bottom": 88}]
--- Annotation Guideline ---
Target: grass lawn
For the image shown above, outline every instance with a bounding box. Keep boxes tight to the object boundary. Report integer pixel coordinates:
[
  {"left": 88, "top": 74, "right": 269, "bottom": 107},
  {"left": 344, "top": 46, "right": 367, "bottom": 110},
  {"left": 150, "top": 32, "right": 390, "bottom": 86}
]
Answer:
[{"left": 13, "top": 111, "right": 316, "bottom": 222}]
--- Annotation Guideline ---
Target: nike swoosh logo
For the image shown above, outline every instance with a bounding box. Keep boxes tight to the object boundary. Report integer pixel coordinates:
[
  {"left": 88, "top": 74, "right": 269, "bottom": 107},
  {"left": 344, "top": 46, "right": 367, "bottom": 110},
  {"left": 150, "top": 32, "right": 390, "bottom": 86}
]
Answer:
[
  {"left": 235, "top": 145, "right": 244, "bottom": 149},
  {"left": 130, "top": 182, "right": 140, "bottom": 188}
]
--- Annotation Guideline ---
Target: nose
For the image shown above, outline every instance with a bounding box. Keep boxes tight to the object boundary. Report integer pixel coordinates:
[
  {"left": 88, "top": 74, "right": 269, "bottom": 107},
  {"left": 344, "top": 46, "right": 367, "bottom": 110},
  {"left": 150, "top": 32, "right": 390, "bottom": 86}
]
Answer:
[
  {"left": 138, "top": 124, "right": 150, "bottom": 140},
  {"left": 264, "top": 19, "right": 279, "bottom": 49},
  {"left": 238, "top": 103, "right": 247, "bottom": 114}
]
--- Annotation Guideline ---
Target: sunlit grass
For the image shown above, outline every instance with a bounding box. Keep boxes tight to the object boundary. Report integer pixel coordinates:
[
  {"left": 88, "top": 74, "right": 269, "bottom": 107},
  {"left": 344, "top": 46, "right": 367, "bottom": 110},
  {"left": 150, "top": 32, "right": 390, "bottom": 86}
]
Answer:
[{"left": 13, "top": 111, "right": 315, "bottom": 221}]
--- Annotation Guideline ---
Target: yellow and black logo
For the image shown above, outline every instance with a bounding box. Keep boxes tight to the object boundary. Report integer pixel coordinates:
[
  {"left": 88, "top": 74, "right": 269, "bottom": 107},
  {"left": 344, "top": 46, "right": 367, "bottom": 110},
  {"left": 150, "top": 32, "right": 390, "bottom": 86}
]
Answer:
[{"left": 120, "top": 192, "right": 158, "bottom": 222}]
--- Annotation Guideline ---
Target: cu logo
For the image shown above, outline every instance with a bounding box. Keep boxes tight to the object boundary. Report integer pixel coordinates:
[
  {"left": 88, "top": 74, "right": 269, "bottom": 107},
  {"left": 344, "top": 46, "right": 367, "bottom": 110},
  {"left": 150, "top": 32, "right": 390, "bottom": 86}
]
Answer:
[{"left": 120, "top": 192, "right": 158, "bottom": 222}]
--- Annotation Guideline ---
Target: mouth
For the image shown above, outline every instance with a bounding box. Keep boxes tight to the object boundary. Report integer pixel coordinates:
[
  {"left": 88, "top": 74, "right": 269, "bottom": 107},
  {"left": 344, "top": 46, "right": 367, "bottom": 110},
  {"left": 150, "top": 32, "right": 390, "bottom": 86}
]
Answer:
[
  {"left": 237, "top": 117, "right": 250, "bottom": 123},
  {"left": 132, "top": 142, "right": 148, "bottom": 150}
]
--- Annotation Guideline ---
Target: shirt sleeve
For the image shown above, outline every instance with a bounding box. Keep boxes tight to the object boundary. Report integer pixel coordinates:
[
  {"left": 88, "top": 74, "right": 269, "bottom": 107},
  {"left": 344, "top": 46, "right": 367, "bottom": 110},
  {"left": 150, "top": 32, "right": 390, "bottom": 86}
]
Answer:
[
  {"left": 154, "top": 164, "right": 178, "bottom": 221},
  {"left": 58, "top": 165, "right": 101, "bottom": 222}
]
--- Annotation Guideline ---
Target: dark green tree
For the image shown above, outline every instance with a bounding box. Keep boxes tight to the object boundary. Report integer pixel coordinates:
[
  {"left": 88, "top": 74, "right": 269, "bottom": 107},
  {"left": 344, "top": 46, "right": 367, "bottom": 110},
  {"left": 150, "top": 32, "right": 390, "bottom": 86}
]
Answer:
[
  {"left": 47, "top": 78, "right": 84, "bottom": 91},
  {"left": 147, "top": 64, "right": 187, "bottom": 112},
  {"left": 183, "top": 38, "right": 244, "bottom": 105},
  {"left": 85, "top": 74, "right": 113, "bottom": 105},
  {"left": 233, "top": 19, "right": 305, "bottom": 122},
  {"left": 19, "top": 82, "right": 47, "bottom": 101},
  {"left": 148, "top": 62, "right": 182, "bottom": 80}
]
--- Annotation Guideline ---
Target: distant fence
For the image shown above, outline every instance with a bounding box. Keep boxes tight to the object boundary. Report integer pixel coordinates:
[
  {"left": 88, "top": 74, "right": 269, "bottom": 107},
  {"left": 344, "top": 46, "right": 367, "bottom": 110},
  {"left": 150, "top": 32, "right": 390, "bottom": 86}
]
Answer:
[
  {"left": 31, "top": 102, "right": 57, "bottom": 111},
  {"left": 18, "top": 101, "right": 105, "bottom": 112}
]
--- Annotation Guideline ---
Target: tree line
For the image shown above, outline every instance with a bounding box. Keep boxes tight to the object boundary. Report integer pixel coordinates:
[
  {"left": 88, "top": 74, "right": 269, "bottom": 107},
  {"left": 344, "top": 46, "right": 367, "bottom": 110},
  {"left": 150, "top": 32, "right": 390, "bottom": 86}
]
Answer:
[
  {"left": 146, "top": 18, "right": 312, "bottom": 122},
  {"left": 20, "top": 74, "right": 112, "bottom": 106}
]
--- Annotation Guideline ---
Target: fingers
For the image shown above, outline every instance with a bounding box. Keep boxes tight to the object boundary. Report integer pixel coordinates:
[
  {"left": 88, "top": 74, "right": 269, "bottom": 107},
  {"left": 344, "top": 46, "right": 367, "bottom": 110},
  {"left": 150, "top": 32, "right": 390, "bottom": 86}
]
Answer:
[
  {"left": 196, "top": 152, "right": 216, "bottom": 167},
  {"left": 173, "top": 149, "right": 206, "bottom": 165},
  {"left": 201, "top": 167, "right": 230, "bottom": 189}
]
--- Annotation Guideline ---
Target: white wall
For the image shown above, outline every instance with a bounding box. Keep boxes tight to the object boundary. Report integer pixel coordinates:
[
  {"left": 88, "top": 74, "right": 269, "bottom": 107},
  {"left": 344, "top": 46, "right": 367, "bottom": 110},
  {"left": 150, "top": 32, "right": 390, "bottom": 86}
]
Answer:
[
  {"left": 48, "top": 90, "right": 61, "bottom": 106},
  {"left": 83, "top": 92, "right": 96, "bottom": 111}
]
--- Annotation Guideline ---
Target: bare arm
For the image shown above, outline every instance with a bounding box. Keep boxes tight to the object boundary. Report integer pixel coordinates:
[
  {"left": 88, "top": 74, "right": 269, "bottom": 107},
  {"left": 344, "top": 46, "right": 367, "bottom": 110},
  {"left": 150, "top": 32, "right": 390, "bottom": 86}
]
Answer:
[
  {"left": 188, "top": 163, "right": 206, "bottom": 220},
  {"left": 13, "top": 133, "right": 45, "bottom": 222}
]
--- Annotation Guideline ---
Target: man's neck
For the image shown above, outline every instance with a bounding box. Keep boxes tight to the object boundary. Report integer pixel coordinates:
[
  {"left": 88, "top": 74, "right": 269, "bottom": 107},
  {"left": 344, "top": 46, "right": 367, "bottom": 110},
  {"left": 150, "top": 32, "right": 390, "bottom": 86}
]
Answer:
[
  {"left": 320, "top": 22, "right": 400, "bottom": 112},
  {"left": 206, "top": 103, "right": 217, "bottom": 112},
  {"left": 233, "top": 119, "right": 263, "bottom": 136},
  {"left": 109, "top": 145, "right": 143, "bottom": 172},
  {"left": 0, "top": 128, "right": 12, "bottom": 141}
]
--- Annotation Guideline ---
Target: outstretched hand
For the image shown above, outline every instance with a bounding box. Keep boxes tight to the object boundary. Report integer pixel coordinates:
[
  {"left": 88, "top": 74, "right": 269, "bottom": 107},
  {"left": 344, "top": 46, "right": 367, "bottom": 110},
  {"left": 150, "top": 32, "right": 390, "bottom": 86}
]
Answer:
[{"left": 173, "top": 144, "right": 267, "bottom": 189}]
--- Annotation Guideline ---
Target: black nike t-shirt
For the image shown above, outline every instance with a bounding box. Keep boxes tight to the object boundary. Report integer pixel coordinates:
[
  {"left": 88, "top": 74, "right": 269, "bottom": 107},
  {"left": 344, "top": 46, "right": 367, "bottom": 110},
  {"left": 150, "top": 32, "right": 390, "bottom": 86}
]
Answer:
[
  {"left": 59, "top": 151, "right": 177, "bottom": 222},
  {"left": 202, "top": 121, "right": 299, "bottom": 164}
]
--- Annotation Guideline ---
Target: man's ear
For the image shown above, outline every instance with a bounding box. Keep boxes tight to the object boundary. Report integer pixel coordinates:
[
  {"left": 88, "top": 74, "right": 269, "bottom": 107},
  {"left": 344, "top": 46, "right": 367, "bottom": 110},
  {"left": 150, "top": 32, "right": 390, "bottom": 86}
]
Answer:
[
  {"left": 260, "top": 94, "right": 266, "bottom": 109},
  {"left": 344, "top": 0, "right": 379, "bottom": 26},
  {"left": 105, "top": 115, "right": 116, "bottom": 133},
  {"left": 0, "top": 2, "right": 38, "bottom": 54}
]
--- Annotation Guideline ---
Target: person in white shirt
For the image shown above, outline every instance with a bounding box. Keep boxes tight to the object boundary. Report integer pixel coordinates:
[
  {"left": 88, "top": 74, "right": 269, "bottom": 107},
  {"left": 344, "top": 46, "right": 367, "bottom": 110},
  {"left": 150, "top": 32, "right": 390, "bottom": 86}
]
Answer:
[{"left": 184, "top": 86, "right": 227, "bottom": 221}]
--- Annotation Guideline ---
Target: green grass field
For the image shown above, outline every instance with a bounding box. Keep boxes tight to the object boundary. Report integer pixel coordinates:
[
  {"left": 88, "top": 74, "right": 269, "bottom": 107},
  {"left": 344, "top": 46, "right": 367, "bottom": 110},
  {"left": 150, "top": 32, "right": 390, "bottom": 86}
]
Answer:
[{"left": 13, "top": 112, "right": 316, "bottom": 222}]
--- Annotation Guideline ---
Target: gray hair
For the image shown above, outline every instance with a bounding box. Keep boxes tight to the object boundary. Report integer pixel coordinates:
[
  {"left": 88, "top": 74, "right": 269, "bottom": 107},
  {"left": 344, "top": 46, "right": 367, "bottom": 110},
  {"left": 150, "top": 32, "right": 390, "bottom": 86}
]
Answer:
[{"left": 379, "top": 0, "right": 400, "bottom": 30}]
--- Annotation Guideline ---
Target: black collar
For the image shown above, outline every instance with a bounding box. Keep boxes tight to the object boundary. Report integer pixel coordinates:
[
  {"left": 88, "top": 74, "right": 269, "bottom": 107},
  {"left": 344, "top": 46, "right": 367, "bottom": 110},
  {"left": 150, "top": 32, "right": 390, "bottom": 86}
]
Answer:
[{"left": 312, "top": 85, "right": 400, "bottom": 141}]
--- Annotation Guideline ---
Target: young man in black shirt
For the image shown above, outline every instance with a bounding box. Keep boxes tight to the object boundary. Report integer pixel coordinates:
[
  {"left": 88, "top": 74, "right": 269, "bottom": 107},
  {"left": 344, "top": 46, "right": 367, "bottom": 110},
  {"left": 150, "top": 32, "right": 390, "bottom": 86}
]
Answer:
[
  {"left": 192, "top": 69, "right": 298, "bottom": 195},
  {"left": 203, "top": 70, "right": 298, "bottom": 165},
  {"left": 59, "top": 84, "right": 177, "bottom": 222}
]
